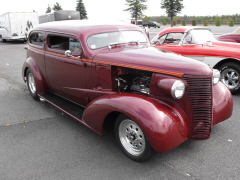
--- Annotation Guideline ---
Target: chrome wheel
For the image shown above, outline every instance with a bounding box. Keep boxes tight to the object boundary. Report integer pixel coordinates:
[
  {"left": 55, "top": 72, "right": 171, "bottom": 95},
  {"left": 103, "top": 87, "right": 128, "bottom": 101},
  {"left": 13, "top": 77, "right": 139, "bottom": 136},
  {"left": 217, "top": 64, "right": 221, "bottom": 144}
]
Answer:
[
  {"left": 221, "top": 68, "right": 239, "bottom": 90},
  {"left": 28, "top": 72, "right": 36, "bottom": 94},
  {"left": 118, "top": 119, "right": 145, "bottom": 156}
]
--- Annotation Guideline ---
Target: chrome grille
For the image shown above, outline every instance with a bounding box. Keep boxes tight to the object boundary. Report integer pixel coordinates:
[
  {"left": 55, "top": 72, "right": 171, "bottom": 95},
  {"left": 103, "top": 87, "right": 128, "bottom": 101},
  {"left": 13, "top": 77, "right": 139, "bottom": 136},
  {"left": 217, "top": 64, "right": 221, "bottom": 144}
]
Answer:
[{"left": 183, "top": 75, "right": 212, "bottom": 139}]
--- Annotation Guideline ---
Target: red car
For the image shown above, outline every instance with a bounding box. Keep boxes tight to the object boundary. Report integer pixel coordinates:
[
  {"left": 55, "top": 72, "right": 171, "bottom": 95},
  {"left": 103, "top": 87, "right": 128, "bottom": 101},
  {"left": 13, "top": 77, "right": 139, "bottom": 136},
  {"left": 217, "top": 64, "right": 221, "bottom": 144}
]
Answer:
[
  {"left": 152, "top": 26, "right": 240, "bottom": 94},
  {"left": 218, "top": 27, "right": 240, "bottom": 43},
  {"left": 22, "top": 21, "right": 232, "bottom": 161}
]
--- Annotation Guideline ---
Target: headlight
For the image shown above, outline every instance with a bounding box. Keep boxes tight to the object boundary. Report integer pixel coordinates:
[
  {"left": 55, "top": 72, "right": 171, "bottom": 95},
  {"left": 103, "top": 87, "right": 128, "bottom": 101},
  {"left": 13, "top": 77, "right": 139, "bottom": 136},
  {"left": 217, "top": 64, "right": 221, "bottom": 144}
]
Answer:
[
  {"left": 171, "top": 80, "right": 185, "bottom": 99},
  {"left": 213, "top": 69, "right": 220, "bottom": 85}
]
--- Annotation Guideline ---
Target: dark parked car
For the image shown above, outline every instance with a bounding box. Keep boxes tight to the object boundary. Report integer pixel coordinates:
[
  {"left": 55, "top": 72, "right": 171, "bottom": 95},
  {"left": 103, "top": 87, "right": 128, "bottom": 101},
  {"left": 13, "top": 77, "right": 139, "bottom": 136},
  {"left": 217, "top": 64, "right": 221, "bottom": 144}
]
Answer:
[
  {"left": 218, "top": 26, "right": 240, "bottom": 43},
  {"left": 22, "top": 20, "right": 232, "bottom": 162},
  {"left": 143, "top": 21, "right": 161, "bottom": 28}
]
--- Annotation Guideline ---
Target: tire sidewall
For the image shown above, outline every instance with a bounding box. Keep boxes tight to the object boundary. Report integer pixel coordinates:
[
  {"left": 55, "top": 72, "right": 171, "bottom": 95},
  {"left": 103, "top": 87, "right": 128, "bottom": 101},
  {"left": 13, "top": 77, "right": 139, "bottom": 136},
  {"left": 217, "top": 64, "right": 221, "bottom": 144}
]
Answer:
[
  {"left": 26, "top": 69, "right": 39, "bottom": 100},
  {"left": 219, "top": 62, "right": 240, "bottom": 94},
  {"left": 114, "top": 114, "right": 152, "bottom": 162}
]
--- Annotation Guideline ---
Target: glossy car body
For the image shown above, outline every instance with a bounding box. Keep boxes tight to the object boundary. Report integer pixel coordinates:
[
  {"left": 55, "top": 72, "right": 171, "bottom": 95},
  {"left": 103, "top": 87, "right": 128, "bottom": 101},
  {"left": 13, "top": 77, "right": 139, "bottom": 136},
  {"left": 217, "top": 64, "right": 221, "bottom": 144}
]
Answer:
[
  {"left": 22, "top": 21, "right": 232, "bottom": 161},
  {"left": 152, "top": 26, "right": 240, "bottom": 94},
  {"left": 218, "top": 27, "right": 240, "bottom": 43}
]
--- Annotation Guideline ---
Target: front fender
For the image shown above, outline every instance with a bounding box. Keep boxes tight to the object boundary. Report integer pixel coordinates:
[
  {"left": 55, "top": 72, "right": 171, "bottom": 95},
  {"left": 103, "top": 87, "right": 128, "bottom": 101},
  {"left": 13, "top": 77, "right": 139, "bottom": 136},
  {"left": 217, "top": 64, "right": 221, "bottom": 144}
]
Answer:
[
  {"left": 212, "top": 82, "right": 233, "bottom": 125},
  {"left": 22, "top": 58, "right": 46, "bottom": 94},
  {"left": 82, "top": 93, "right": 190, "bottom": 153}
]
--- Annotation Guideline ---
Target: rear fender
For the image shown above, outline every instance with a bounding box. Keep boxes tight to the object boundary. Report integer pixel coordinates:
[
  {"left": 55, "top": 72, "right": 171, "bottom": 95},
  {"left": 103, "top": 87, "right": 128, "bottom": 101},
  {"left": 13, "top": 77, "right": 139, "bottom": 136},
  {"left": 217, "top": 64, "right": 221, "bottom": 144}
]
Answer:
[{"left": 82, "top": 93, "right": 190, "bottom": 153}]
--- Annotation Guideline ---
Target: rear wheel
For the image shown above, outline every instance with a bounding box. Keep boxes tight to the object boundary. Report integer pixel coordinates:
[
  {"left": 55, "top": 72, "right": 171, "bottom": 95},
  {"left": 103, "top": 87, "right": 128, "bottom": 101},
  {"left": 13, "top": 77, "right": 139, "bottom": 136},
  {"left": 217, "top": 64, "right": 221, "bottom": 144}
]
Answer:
[
  {"left": 219, "top": 62, "right": 240, "bottom": 94},
  {"left": 26, "top": 69, "right": 39, "bottom": 100},
  {"left": 114, "top": 114, "right": 152, "bottom": 162}
]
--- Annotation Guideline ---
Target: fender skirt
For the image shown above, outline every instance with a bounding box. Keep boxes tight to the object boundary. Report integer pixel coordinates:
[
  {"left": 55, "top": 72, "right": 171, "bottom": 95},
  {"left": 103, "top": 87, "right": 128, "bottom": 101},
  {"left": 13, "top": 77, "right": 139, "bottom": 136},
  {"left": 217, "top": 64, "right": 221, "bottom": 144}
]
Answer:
[{"left": 82, "top": 93, "right": 190, "bottom": 154}]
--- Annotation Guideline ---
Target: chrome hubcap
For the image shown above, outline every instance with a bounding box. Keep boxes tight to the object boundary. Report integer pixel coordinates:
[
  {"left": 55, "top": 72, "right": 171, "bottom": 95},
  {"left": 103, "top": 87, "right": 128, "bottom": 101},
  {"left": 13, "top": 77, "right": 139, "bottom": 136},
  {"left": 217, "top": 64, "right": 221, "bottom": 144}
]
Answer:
[
  {"left": 221, "top": 68, "right": 239, "bottom": 89},
  {"left": 28, "top": 73, "right": 36, "bottom": 94},
  {"left": 119, "top": 119, "right": 145, "bottom": 156}
]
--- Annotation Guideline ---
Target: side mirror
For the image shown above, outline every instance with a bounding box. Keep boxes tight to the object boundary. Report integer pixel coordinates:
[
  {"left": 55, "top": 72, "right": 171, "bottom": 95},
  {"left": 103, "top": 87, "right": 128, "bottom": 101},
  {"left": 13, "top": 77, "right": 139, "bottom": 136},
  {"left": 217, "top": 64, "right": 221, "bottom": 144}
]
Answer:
[
  {"left": 155, "top": 40, "right": 161, "bottom": 45},
  {"left": 206, "top": 41, "right": 212, "bottom": 47},
  {"left": 64, "top": 50, "right": 72, "bottom": 57}
]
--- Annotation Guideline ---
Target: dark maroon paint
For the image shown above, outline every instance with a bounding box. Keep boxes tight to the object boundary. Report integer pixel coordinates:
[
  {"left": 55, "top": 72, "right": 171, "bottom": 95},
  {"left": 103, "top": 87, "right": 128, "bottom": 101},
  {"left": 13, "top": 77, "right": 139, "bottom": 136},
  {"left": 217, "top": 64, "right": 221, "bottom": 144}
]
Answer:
[{"left": 218, "top": 34, "right": 240, "bottom": 43}]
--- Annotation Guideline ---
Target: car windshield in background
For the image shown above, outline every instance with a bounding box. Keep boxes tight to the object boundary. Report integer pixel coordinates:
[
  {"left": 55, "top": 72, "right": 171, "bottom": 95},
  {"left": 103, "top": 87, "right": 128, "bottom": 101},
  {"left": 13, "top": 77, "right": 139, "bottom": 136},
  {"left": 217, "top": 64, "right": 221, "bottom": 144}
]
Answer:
[
  {"left": 183, "top": 30, "right": 216, "bottom": 45},
  {"left": 87, "top": 31, "right": 147, "bottom": 50}
]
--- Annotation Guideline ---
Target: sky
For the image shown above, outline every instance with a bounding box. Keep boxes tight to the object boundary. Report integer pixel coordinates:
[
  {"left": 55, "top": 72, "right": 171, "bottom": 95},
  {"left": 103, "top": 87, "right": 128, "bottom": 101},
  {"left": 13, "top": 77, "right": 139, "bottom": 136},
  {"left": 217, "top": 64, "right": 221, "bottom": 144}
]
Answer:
[{"left": 0, "top": 0, "right": 240, "bottom": 20}]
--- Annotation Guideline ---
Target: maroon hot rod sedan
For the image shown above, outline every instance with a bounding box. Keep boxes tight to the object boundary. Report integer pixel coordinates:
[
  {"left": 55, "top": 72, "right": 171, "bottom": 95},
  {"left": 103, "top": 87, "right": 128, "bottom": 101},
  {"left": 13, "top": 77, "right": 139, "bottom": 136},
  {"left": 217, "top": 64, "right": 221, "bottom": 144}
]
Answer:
[{"left": 22, "top": 20, "right": 233, "bottom": 162}]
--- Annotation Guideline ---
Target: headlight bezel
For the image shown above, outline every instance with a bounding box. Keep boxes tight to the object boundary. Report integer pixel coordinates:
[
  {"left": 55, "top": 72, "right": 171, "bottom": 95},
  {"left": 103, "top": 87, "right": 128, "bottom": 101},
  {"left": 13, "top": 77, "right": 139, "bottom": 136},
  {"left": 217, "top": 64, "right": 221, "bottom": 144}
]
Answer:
[
  {"left": 213, "top": 69, "right": 220, "bottom": 85},
  {"left": 171, "top": 80, "right": 186, "bottom": 99}
]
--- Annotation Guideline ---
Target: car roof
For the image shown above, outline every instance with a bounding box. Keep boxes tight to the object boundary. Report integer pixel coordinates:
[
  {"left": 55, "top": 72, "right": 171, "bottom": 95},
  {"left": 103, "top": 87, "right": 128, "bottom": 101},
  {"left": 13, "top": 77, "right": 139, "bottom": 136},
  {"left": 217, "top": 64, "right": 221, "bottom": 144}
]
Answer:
[
  {"left": 159, "top": 26, "right": 211, "bottom": 35},
  {"left": 32, "top": 20, "right": 143, "bottom": 37}
]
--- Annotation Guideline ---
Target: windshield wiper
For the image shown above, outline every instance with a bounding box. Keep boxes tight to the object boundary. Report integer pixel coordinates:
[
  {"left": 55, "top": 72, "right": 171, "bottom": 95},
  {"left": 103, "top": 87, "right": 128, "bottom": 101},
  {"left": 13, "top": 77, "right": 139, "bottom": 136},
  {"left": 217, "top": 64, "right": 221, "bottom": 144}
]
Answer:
[
  {"left": 108, "top": 42, "right": 121, "bottom": 49},
  {"left": 128, "top": 41, "right": 140, "bottom": 45}
]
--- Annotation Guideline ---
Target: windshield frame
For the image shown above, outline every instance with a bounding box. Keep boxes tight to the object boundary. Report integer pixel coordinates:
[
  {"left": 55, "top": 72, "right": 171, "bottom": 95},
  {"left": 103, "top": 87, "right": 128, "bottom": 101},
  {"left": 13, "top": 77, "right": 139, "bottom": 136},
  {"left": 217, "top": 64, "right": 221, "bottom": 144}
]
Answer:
[
  {"left": 86, "top": 30, "right": 148, "bottom": 50},
  {"left": 181, "top": 29, "right": 217, "bottom": 46}
]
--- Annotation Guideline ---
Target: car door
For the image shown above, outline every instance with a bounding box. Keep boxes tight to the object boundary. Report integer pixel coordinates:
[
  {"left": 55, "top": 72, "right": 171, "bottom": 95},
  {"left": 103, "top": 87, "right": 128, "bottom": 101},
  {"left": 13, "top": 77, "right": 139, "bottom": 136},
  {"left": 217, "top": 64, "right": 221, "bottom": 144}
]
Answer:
[
  {"left": 28, "top": 31, "right": 47, "bottom": 79},
  {"left": 45, "top": 33, "right": 88, "bottom": 106},
  {"left": 153, "top": 32, "right": 186, "bottom": 55}
]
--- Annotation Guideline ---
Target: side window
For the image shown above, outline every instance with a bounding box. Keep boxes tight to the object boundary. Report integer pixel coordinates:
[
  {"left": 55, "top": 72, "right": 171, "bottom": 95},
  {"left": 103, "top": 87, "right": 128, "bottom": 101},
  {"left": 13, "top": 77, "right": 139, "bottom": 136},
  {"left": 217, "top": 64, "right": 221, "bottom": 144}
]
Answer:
[
  {"left": 182, "top": 32, "right": 196, "bottom": 45},
  {"left": 158, "top": 34, "right": 167, "bottom": 44},
  {"left": 48, "top": 35, "right": 82, "bottom": 52},
  {"left": 162, "top": 33, "right": 184, "bottom": 45},
  {"left": 29, "top": 33, "right": 44, "bottom": 46}
]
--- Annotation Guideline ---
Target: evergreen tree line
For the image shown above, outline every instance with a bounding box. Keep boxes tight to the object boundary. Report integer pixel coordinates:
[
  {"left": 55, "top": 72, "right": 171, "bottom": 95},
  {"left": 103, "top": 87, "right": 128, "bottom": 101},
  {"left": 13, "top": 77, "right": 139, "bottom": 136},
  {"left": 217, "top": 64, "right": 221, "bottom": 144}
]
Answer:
[
  {"left": 143, "top": 14, "right": 240, "bottom": 26},
  {"left": 44, "top": 0, "right": 239, "bottom": 26}
]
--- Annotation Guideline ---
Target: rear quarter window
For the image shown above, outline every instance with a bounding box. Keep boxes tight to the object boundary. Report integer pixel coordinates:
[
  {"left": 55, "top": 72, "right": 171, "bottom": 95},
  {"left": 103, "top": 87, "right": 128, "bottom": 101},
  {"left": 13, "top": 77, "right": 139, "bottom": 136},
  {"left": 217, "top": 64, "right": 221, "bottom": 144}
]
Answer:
[{"left": 29, "top": 33, "right": 44, "bottom": 46}]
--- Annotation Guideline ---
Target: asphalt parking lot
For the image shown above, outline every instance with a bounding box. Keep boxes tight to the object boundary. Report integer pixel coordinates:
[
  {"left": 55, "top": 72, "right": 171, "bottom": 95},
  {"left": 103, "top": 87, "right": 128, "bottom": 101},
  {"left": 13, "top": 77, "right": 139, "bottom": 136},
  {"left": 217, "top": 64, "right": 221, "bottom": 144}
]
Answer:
[{"left": 1, "top": 27, "right": 240, "bottom": 180}]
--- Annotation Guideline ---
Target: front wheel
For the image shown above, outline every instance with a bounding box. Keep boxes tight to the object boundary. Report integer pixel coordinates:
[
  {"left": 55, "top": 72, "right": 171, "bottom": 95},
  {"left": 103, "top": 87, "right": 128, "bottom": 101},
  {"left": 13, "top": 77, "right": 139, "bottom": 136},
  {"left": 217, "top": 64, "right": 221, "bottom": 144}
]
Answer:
[
  {"left": 219, "top": 62, "right": 240, "bottom": 94},
  {"left": 114, "top": 114, "right": 152, "bottom": 162},
  {"left": 26, "top": 69, "right": 39, "bottom": 100}
]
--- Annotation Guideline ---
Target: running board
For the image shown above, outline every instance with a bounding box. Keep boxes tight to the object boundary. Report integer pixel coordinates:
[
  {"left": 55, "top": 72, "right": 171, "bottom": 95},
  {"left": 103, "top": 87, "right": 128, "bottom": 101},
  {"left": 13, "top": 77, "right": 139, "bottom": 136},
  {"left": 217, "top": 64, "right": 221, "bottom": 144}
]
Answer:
[{"left": 39, "top": 93, "right": 84, "bottom": 120}]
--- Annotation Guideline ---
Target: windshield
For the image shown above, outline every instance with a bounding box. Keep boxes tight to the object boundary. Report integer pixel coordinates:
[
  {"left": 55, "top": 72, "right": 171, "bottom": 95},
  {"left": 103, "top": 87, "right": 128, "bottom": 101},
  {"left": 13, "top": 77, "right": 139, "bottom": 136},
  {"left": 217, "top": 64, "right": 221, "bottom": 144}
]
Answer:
[
  {"left": 87, "top": 30, "right": 148, "bottom": 50},
  {"left": 182, "top": 29, "right": 216, "bottom": 45}
]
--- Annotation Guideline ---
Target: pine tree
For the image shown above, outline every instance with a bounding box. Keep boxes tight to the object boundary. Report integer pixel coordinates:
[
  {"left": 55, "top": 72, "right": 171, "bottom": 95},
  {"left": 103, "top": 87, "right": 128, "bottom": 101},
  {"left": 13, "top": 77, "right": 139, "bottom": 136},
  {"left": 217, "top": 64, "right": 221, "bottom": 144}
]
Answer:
[
  {"left": 52, "top": 2, "right": 63, "bottom": 11},
  {"left": 125, "top": 0, "right": 147, "bottom": 23},
  {"left": 46, "top": 4, "right": 51, "bottom": 13},
  {"left": 161, "top": 0, "right": 184, "bottom": 27},
  {"left": 76, "top": 0, "right": 88, "bottom": 19}
]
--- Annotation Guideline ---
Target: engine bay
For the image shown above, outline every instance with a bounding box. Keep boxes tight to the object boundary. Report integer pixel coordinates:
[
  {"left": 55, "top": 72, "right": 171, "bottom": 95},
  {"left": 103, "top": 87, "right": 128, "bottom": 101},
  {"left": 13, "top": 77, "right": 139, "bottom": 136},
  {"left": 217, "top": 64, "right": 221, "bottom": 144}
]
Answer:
[{"left": 112, "top": 66, "right": 153, "bottom": 94}]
